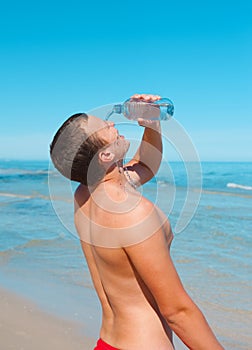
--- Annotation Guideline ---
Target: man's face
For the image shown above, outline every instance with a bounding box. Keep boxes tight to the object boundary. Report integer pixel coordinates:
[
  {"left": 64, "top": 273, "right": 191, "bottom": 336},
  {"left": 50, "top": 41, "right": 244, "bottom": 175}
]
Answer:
[{"left": 86, "top": 115, "right": 130, "bottom": 161}]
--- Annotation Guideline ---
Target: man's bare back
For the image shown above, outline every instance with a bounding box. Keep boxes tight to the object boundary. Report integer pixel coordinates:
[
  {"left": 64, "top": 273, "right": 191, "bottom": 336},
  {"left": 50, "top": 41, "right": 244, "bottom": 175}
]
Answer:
[{"left": 74, "top": 181, "right": 174, "bottom": 350}]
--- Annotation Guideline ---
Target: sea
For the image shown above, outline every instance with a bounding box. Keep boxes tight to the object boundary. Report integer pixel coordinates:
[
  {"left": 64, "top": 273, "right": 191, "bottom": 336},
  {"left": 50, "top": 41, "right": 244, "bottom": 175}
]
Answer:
[{"left": 0, "top": 159, "right": 251, "bottom": 350}]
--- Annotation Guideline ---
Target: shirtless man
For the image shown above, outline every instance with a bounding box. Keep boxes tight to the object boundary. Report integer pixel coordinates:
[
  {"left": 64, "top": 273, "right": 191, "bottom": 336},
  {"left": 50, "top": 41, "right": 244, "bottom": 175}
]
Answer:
[{"left": 50, "top": 94, "right": 224, "bottom": 349}]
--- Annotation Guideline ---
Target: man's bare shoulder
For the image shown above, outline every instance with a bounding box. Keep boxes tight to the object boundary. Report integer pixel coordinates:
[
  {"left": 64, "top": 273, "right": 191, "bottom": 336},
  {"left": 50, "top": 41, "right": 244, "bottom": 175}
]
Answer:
[
  {"left": 114, "top": 195, "right": 166, "bottom": 247},
  {"left": 126, "top": 194, "right": 156, "bottom": 220}
]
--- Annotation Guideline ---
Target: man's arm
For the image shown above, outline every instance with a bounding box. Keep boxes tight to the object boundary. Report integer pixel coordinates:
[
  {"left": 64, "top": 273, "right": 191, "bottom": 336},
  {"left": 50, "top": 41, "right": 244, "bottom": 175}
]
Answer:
[
  {"left": 124, "top": 94, "right": 163, "bottom": 186},
  {"left": 124, "top": 214, "right": 225, "bottom": 350}
]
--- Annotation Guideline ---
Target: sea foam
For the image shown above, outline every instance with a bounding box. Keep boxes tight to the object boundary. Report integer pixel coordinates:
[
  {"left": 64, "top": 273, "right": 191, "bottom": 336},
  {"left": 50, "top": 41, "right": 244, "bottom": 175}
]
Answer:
[{"left": 227, "top": 182, "right": 252, "bottom": 191}]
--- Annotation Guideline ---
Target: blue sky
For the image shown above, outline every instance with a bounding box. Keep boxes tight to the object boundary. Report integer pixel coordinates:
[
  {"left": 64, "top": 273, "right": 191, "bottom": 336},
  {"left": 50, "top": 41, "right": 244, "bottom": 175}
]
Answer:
[{"left": 0, "top": 0, "right": 251, "bottom": 161}]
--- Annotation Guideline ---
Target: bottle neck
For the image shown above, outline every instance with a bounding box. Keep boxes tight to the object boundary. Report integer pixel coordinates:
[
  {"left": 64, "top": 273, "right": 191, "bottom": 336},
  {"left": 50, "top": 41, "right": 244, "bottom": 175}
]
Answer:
[{"left": 113, "top": 104, "right": 123, "bottom": 114}]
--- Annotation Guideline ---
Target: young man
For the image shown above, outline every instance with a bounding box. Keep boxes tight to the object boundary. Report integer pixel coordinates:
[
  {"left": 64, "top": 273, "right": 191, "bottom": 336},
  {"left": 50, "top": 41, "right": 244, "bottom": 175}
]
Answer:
[{"left": 50, "top": 94, "right": 224, "bottom": 350}]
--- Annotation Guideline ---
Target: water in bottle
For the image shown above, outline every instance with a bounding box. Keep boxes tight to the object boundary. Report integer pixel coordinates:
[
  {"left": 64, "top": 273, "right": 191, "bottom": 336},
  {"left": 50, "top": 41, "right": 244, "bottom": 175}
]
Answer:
[{"left": 105, "top": 97, "right": 174, "bottom": 121}]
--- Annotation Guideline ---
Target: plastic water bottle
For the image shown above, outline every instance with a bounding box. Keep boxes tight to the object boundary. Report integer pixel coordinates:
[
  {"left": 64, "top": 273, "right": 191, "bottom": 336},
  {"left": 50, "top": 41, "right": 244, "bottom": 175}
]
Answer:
[{"left": 105, "top": 97, "right": 174, "bottom": 121}]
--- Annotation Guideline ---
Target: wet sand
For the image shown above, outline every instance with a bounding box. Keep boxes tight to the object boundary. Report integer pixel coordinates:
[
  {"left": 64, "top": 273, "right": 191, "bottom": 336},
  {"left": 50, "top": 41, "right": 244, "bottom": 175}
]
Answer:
[{"left": 0, "top": 287, "right": 95, "bottom": 350}]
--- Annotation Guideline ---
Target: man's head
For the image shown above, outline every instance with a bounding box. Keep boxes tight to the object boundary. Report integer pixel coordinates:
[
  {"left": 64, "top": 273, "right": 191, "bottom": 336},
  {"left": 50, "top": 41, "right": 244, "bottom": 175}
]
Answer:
[{"left": 50, "top": 113, "right": 130, "bottom": 186}]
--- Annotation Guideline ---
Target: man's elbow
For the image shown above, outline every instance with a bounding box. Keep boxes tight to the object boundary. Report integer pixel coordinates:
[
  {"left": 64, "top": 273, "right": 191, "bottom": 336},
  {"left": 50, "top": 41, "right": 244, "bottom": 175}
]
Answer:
[
  {"left": 140, "top": 160, "right": 161, "bottom": 180},
  {"left": 160, "top": 300, "right": 198, "bottom": 327}
]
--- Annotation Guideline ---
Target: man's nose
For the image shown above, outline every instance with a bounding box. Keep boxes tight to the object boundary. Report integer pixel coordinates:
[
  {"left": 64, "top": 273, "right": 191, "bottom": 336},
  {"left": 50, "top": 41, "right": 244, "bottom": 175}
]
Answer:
[{"left": 108, "top": 121, "right": 115, "bottom": 127}]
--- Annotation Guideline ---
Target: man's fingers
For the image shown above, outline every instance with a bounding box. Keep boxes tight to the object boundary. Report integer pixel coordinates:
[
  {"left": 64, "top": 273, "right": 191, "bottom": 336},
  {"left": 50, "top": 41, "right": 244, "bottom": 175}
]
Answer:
[{"left": 131, "top": 94, "right": 161, "bottom": 101}]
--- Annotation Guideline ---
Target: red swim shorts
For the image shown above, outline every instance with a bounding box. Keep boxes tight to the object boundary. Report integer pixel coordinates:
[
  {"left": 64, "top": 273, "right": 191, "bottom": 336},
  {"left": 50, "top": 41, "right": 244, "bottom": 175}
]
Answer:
[{"left": 94, "top": 338, "right": 119, "bottom": 350}]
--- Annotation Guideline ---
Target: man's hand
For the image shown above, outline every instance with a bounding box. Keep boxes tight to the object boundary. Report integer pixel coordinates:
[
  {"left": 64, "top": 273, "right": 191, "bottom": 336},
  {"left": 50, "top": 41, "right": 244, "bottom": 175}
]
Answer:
[{"left": 137, "top": 117, "right": 161, "bottom": 130}]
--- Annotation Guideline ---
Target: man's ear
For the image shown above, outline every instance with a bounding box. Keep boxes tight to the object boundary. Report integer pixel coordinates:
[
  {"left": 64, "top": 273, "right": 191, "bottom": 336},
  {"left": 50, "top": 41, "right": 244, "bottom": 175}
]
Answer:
[{"left": 99, "top": 150, "right": 115, "bottom": 163}]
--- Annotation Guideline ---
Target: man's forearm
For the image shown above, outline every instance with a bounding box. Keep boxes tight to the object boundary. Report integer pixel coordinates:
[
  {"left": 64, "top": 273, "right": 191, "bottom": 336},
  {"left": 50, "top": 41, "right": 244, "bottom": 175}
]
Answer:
[
  {"left": 166, "top": 304, "right": 224, "bottom": 350},
  {"left": 135, "top": 122, "right": 163, "bottom": 175}
]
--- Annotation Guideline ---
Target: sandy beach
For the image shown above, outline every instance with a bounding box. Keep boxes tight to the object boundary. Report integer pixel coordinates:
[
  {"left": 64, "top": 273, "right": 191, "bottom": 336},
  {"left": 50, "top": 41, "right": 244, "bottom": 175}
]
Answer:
[{"left": 0, "top": 287, "right": 95, "bottom": 350}]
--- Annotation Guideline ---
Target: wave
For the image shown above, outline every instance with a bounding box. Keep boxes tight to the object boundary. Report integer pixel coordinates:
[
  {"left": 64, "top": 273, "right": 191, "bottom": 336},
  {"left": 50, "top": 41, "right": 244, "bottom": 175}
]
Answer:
[
  {"left": 0, "top": 234, "right": 72, "bottom": 255},
  {"left": 18, "top": 236, "right": 71, "bottom": 248},
  {"left": 0, "top": 191, "right": 73, "bottom": 204},
  {"left": 0, "top": 168, "right": 51, "bottom": 175},
  {"left": 0, "top": 168, "right": 57, "bottom": 181},
  {"left": 155, "top": 182, "right": 252, "bottom": 199},
  {"left": 0, "top": 192, "right": 34, "bottom": 199},
  {"left": 227, "top": 183, "right": 252, "bottom": 191},
  {"left": 0, "top": 192, "right": 50, "bottom": 200}
]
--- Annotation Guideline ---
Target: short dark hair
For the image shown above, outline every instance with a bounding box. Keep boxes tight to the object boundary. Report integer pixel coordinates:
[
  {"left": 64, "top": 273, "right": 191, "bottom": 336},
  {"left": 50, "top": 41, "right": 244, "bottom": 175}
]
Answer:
[{"left": 50, "top": 113, "right": 107, "bottom": 186}]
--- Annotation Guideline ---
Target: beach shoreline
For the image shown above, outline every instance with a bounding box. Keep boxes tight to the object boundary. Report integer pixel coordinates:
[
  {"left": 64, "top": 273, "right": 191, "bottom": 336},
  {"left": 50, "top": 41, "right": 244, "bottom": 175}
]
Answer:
[{"left": 0, "top": 286, "right": 95, "bottom": 350}]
